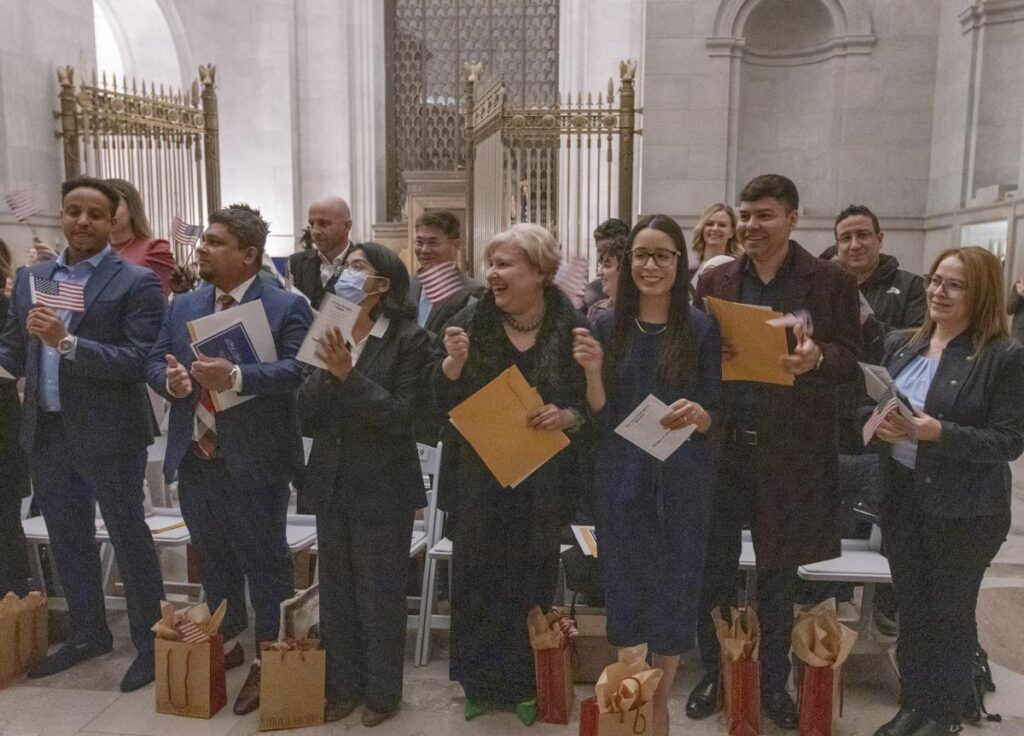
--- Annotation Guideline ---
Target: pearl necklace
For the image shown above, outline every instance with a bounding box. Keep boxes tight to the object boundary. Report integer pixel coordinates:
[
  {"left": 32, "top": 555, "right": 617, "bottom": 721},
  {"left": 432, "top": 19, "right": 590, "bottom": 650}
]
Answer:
[
  {"left": 503, "top": 308, "right": 545, "bottom": 332},
  {"left": 634, "top": 317, "right": 667, "bottom": 335}
]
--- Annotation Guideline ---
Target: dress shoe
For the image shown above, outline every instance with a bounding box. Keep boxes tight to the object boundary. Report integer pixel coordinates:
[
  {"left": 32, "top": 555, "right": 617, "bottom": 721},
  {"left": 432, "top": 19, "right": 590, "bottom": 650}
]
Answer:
[
  {"left": 762, "top": 688, "right": 799, "bottom": 730},
  {"left": 514, "top": 698, "right": 538, "bottom": 726},
  {"left": 874, "top": 609, "right": 899, "bottom": 637},
  {"left": 233, "top": 662, "right": 261, "bottom": 715},
  {"left": 907, "top": 720, "right": 962, "bottom": 736},
  {"left": 224, "top": 642, "right": 244, "bottom": 671},
  {"left": 324, "top": 697, "right": 360, "bottom": 722},
  {"left": 875, "top": 707, "right": 925, "bottom": 736},
  {"left": 362, "top": 705, "right": 399, "bottom": 727},
  {"left": 464, "top": 697, "right": 489, "bottom": 721},
  {"left": 120, "top": 653, "right": 155, "bottom": 692},
  {"left": 28, "top": 642, "right": 112, "bottom": 679},
  {"left": 686, "top": 674, "right": 721, "bottom": 719}
]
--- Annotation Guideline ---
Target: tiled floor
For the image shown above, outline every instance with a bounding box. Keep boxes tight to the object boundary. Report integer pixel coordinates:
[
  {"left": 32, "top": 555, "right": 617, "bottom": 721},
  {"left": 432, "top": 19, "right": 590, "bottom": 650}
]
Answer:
[{"left": 4, "top": 458, "right": 1024, "bottom": 736}]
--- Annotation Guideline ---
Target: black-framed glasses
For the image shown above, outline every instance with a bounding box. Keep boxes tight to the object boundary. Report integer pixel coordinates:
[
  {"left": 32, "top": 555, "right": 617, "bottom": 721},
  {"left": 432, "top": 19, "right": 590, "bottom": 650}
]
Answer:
[
  {"left": 925, "top": 273, "right": 967, "bottom": 295},
  {"left": 627, "top": 248, "right": 680, "bottom": 268}
]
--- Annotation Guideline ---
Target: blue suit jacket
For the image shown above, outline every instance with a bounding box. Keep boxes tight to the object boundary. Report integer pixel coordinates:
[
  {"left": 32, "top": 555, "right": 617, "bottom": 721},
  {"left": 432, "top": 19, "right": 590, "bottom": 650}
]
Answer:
[
  {"left": 146, "top": 277, "right": 313, "bottom": 488},
  {"left": 0, "top": 254, "right": 165, "bottom": 456}
]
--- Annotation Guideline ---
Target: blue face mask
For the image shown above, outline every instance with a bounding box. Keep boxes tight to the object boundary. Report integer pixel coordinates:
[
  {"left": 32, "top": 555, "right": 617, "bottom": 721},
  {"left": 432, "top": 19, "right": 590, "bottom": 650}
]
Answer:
[{"left": 334, "top": 269, "right": 368, "bottom": 304}]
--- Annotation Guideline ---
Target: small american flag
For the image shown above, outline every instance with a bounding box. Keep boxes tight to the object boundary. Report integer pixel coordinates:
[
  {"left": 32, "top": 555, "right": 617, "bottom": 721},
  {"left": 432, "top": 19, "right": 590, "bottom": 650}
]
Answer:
[
  {"left": 554, "top": 256, "right": 589, "bottom": 309},
  {"left": 4, "top": 190, "right": 42, "bottom": 222},
  {"left": 174, "top": 621, "right": 209, "bottom": 643},
  {"left": 418, "top": 261, "right": 463, "bottom": 303},
  {"left": 30, "top": 274, "right": 85, "bottom": 313},
  {"left": 862, "top": 388, "right": 900, "bottom": 446},
  {"left": 171, "top": 215, "right": 203, "bottom": 250}
]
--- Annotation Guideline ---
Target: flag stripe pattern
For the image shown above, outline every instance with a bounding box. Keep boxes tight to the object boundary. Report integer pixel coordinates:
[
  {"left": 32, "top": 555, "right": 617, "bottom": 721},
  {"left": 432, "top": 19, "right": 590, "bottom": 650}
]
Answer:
[
  {"left": 174, "top": 621, "right": 209, "bottom": 643},
  {"left": 171, "top": 215, "right": 203, "bottom": 250},
  {"left": 862, "top": 388, "right": 899, "bottom": 446},
  {"left": 31, "top": 275, "right": 85, "bottom": 313},
  {"left": 554, "top": 256, "right": 589, "bottom": 309},
  {"left": 4, "top": 190, "right": 41, "bottom": 222},
  {"left": 418, "top": 262, "right": 463, "bottom": 303}
]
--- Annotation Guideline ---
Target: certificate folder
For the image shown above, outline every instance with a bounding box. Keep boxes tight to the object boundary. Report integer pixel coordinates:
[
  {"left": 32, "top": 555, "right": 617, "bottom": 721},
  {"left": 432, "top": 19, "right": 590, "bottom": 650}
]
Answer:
[
  {"left": 704, "top": 296, "right": 793, "bottom": 386},
  {"left": 448, "top": 365, "right": 570, "bottom": 488}
]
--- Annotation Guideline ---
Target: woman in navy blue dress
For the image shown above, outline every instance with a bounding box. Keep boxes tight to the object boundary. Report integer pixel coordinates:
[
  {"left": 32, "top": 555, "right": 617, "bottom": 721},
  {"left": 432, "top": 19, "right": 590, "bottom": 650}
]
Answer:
[{"left": 573, "top": 214, "right": 721, "bottom": 736}]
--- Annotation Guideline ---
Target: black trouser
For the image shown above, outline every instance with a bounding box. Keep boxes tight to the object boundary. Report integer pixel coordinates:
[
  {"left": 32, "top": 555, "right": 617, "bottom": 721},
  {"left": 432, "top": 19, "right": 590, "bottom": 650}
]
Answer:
[
  {"left": 0, "top": 492, "right": 30, "bottom": 597},
  {"left": 317, "top": 501, "right": 415, "bottom": 712},
  {"left": 882, "top": 462, "right": 1009, "bottom": 726},
  {"left": 696, "top": 441, "right": 799, "bottom": 693}
]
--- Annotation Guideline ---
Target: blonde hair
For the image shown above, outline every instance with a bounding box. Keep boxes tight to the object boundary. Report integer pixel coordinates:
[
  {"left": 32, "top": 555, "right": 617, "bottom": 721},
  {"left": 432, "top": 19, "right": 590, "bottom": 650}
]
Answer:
[
  {"left": 912, "top": 246, "right": 1008, "bottom": 353},
  {"left": 691, "top": 203, "right": 742, "bottom": 261},
  {"left": 483, "top": 223, "right": 561, "bottom": 285}
]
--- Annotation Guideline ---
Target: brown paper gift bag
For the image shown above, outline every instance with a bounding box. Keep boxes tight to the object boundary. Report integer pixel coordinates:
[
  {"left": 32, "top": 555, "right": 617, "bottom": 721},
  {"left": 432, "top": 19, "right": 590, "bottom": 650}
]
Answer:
[
  {"left": 259, "top": 639, "right": 326, "bottom": 731},
  {"left": 528, "top": 607, "right": 576, "bottom": 724},
  {"left": 791, "top": 599, "right": 857, "bottom": 736},
  {"left": 155, "top": 634, "right": 227, "bottom": 718},
  {"left": 712, "top": 607, "right": 761, "bottom": 736},
  {"left": 578, "top": 645, "right": 662, "bottom": 736},
  {"left": 0, "top": 592, "right": 48, "bottom": 689}
]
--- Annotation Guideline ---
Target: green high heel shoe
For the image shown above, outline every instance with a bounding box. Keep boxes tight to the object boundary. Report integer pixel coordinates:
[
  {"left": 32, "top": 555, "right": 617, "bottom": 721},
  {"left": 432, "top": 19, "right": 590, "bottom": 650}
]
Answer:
[
  {"left": 465, "top": 697, "right": 489, "bottom": 721},
  {"left": 515, "top": 698, "right": 538, "bottom": 726}
]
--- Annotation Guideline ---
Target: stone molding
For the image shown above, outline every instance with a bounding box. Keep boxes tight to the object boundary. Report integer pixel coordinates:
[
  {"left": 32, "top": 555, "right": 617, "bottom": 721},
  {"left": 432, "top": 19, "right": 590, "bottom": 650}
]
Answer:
[{"left": 959, "top": 0, "right": 1024, "bottom": 33}]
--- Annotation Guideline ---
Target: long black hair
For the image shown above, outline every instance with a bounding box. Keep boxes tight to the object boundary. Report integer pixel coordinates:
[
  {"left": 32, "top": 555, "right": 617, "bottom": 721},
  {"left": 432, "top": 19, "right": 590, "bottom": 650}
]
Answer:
[
  {"left": 353, "top": 241, "right": 417, "bottom": 321},
  {"left": 607, "top": 214, "right": 697, "bottom": 389}
]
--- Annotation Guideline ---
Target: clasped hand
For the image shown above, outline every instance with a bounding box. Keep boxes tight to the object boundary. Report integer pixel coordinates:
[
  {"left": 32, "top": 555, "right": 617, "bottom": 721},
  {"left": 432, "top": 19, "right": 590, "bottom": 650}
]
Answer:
[
  {"left": 873, "top": 408, "right": 942, "bottom": 444},
  {"left": 25, "top": 306, "right": 67, "bottom": 348}
]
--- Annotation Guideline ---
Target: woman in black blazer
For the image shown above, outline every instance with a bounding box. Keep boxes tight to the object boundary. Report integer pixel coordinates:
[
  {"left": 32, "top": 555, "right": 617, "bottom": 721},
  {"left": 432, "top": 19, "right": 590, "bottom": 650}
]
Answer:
[
  {"left": 867, "top": 246, "right": 1024, "bottom": 736},
  {"left": 297, "top": 242, "right": 430, "bottom": 727}
]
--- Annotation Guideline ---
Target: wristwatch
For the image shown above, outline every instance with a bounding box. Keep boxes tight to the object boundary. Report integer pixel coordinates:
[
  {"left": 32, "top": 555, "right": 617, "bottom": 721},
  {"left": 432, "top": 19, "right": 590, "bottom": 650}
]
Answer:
[
  {"left": 56, "top": 334, "right": 76, "bottom": 357},
  {"left": 814, "top": 346, "right": 825, "bottom": 371}
]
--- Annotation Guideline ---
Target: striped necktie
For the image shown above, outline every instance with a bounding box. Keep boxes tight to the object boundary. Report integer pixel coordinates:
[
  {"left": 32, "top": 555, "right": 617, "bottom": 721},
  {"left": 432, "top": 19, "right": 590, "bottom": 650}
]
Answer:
[{"left": 194, "top": 294, "right": 236, "bottom": 459}]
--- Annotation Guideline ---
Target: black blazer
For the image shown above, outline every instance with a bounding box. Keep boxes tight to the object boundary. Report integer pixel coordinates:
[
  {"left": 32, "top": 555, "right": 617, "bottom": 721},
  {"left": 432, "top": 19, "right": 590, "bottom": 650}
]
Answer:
[
  {"left": 878, "top": 331, "right": 1024, "bottom": 517},
  {"left": 297, "top": 315, "right": 430, "bottom": 516},
  {"left": 0, "top": 292, "right": 28, "bottom": 501},
  {"left": 288, "top": 246, "right": 353, "bottom": 310},
  {"left": 409, "top": 271, "right": 486, "bottom": 336}
]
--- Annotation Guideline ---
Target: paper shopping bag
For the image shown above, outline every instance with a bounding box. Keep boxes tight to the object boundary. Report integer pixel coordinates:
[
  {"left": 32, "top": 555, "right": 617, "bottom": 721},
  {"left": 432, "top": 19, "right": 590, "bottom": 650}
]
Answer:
[
  {"left": 713, "top": 607, "right": 761, "bottom": 736},
  {"left": 155, "top": 634, "right": 227, "bottom": 718},
  {"left": 529, "top": 607, "right": 576, "bottom": 724},
  {"left": 0, "top": 591, "right": 48, "bottom": 689},
  {"left": 792, "top": 599, "right": 857, "bottom": 736},
  {"left": 578, "top": 695, "right": 653, "bottom": 736},
  {"left": 579, "top": 645, "right": 660, "bottom": 736},
  {"left": 259, "top": 639, "right": 326, "bottom": 731}
]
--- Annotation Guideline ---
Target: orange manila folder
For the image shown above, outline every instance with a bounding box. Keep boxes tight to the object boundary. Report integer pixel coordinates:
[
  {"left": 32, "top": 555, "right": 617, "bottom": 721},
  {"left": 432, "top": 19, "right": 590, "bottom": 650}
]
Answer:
[
  {"left": 704, "top": 296, "right": 794, "bottom": 386},
  {"left": 448, "top": 365, "right": 570, "bottom": 488}
]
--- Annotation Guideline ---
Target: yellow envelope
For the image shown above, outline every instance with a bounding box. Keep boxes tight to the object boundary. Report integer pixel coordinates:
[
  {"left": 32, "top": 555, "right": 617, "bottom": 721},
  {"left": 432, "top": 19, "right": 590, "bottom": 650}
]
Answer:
[
  {"left": 449, "top": 365, "right": 570, "bottom": 488},
  {"left": 704, "top": 296, "right": 794, "bottom": 386}
]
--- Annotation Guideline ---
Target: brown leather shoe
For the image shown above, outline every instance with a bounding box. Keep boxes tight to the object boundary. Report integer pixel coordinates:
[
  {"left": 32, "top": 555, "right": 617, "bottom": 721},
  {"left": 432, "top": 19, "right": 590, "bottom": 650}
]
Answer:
[
  {"left": 233, "top": 663, "right": 261, "bottom": 715},
  {"left": 224, "top": 642, "right": 244, "bottom": 671},
  {"left": 362, "top": 705, "right": 398, "bottom": 727},
  {"left": 324, "top": 698, "right": 360, "bottom": 722}
]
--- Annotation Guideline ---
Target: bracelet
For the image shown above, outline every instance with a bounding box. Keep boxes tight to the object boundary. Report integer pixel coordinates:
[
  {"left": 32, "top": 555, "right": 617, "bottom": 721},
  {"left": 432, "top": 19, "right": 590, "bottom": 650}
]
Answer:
[{"left": 814, "top": 346, "right": 825, "bottom": 370}]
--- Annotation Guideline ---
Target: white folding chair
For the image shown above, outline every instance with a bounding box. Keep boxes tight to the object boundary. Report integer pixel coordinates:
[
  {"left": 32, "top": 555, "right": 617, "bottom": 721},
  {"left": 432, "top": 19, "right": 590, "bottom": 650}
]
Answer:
[{"left": 414, "top": 442, "right": 447, "bottom": 666}]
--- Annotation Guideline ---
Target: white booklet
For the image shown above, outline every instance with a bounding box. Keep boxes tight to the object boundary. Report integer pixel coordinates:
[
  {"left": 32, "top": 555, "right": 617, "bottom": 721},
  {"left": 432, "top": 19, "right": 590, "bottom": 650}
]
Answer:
[
  {"left": 187, "top": 299, "right": 277, "bottom": 411},
  {"left": 296, "top": 293, "right": 360, "bottom": 370},
  {"left": 614, "top": 394, "right": 696, "bottom": 461},
  {"left": 858, "top": 362, "right": 914, "bottom": 418}
]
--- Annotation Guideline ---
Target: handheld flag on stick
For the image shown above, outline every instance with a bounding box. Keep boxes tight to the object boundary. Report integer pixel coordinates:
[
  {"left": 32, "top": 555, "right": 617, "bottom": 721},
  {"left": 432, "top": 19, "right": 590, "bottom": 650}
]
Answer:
[{"left": 30, "top": 274, "right": 85, "bottom": 313}]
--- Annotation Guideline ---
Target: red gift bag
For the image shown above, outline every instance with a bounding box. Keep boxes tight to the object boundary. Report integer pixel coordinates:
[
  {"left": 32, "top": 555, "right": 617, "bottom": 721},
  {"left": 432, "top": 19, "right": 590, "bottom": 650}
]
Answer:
[
  {"left": 579, "top": 695, "right": 600, "bottom": 736},
  {"left": 791, "top": 599, "right": 857, "bottom": 736},
  {"left": 797, "top": 664, "right": 836, "bottom": 736},
  {"left": 529, "top": 607, "right": 576, "bottom": 725},
  {"left": 713, "top": 607, "right": 761, "bottom": 736}
]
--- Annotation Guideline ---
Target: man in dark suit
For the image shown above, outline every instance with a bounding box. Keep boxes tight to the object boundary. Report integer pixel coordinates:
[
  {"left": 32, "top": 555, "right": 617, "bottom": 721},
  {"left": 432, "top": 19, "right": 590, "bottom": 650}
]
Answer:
[
  {"left": 408, "top": 210, "right": 485, "bottom": 336},
  {"left": 287, "top": 196, "right": 354, "bottom": 309},
  {"left": 147, "top": 203, "right": 312, "bottom": 715},
  {"left": 687, "top": 175, "right": 862, "bottom": 729},
  {"left": 0, "top": 176, "right": 166, "bottom": 691}
]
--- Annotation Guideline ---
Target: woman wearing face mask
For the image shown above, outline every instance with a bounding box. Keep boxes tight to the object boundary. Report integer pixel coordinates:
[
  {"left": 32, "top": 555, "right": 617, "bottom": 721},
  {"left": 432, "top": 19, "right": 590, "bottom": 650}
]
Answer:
[
  {"left": 429, "top": 223, "right": 589, "bottom": 724},
  {"left": 105, "top": 179, "right": 178, "bottom": 297},
  {"left": 573, "top": 215, "right": 720, "bottom": 736},
  {"left": 297, "top": 242, "right": 431, "bottom": 727},
  {"left": 689, "top": 203, "right": 742, "bottom": 284},
  {"left": 867, "top": 246, "right": 1024, "bottom": 736}
]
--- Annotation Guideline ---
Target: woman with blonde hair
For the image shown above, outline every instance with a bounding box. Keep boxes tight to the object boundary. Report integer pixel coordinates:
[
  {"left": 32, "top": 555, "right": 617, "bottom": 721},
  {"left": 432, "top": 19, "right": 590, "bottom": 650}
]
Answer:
[
  {"left": 106, "top": 178, "right": 178, "bottom": 296},
  {"left": 868, "top": 246, "right": 1024, "bottom": 736},
  {"left": 429, "top": 223, "right": 589, "bottom": 725},
  {"left": 689, "top": 203, "right": 741, "bottom": 282}
]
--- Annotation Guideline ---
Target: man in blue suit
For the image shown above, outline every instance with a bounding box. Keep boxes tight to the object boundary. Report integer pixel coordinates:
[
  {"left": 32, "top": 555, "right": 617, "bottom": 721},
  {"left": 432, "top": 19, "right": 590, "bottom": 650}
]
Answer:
[
  {"left": 147, "top": 203, "right": 312, "bottom": 715},
  {"left": 0, "top": 176, "right": 166, "bottom": 691}
]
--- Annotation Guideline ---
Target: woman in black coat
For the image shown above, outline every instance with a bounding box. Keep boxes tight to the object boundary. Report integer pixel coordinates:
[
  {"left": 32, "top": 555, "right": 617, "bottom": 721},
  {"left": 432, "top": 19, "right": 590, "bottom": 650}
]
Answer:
[
  {"left": 867, "top": 246, "right": 1024, "bottom": 736},
  {"left": 0, "top": 238, "right": 31, "bottom": 596},
  {"left": 430, "top": 223, "right": 589, "bottom": 724},
  {"left": 297, "top": 242, "right": 430, "bottom": 727}
]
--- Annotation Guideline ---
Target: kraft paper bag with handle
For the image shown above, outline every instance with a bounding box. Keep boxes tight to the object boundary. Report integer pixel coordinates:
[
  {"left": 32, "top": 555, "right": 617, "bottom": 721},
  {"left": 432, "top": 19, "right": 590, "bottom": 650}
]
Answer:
[
  {"left": 713, "top": 607, "right": 762, "bottom": 736},
  {"left": 578, "top": 644, "right": 663, "bottom": 736},
  {"left": 528, "top": 606, "right": 576, "bottom": 724},
  {"left": 152, "top": 600, "right": 228, "bottom": 718},
  {"left": 0, "top": 591, "right": 48, "bottom": 689},
  {"left": 791, "top": 599, "right": 857, "bottom": 736},
  {"left": 259, "top": 639, "right": 326, "bottom": 731}
]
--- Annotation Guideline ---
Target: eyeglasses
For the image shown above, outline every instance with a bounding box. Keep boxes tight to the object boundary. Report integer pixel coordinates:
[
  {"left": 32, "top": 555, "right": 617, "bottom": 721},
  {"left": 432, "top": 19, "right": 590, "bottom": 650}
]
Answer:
[
  {"left": 836, "top": 229, "right": 878, "bottom": 245},
  {"left": 925, "top": 274, "right": 967, "bottom": 295},
  {"left": 627, "top": 248, "right": 680, "bottom": 268}
]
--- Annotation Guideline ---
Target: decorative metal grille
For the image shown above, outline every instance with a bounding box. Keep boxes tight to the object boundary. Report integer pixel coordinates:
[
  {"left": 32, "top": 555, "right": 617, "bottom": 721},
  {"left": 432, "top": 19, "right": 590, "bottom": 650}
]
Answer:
[{"left": 384, "top": 0, "right": 559, "bottom": 220}]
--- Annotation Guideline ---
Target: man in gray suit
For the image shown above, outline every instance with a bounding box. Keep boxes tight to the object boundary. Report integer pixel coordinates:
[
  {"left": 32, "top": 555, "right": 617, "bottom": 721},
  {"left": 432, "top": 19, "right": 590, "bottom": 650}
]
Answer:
[{"left": 408, "top": 211, "right": 484, "bottom": 336}]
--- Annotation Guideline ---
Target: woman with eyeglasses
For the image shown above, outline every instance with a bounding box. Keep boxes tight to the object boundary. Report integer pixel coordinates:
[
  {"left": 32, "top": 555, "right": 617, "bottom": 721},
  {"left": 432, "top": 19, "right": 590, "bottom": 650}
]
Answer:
[
  {"left": 573, "top": 215, "right": 721, "bottom": 736},
  {"left": 297, "top": 242, "right": 431, "bottom": 726},
  {"left": 429, "top": 223, "right": 589, "bottom": 725},
  {"left": 867, "top": 246, "right": 1024, "bottom": 736}
]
